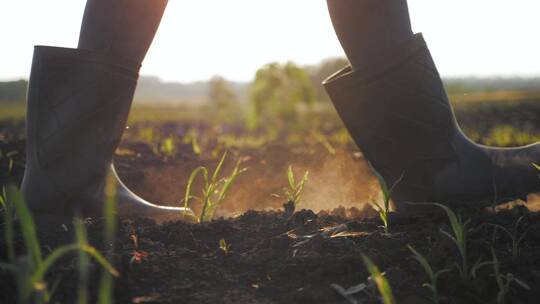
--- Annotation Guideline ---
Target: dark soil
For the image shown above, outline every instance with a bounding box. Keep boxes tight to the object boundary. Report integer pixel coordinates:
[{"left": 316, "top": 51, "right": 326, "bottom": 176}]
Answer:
[
  {"left": 1, "top": 116, "right": 540, "bottom": 304},
  {"left": 3, "top": 202, "right": 540, "bottom": 304}
]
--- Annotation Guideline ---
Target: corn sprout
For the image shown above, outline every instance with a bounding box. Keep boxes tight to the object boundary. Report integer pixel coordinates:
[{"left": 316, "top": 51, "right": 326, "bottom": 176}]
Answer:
[
  {"left": 183, "top": 151, "right": 246, "bottom": 222},
  {"left": 408, "top": 245, "right": 449, "bottom": 304},
  {"left": 282, "top": 165, "right": 309, "bottom": 207},
  {"left": 490, "top": 216, "right": 527, "bottom": 259},
  {"left": 369, "top": 162, "right": 404, "bottom": 234},
  {"left": 0, "top": 186, "right": 117, "bottom": 304},
  {"left": 361, "top": 254, "right": 395, "bottom": 304}
]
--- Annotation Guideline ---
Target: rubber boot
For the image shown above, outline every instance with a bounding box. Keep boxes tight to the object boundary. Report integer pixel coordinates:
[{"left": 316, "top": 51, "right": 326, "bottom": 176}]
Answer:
[
  {"left": 21, "top": 46, "right": 194, "bottom": 226},
  {"left": 324, "top": 34, "right": 540, "bottom": 209}
]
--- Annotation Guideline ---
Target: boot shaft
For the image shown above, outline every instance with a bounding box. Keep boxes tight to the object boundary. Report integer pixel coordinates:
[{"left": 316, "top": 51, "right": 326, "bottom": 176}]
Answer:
[
  {"left": 324, "top": 34, "right": 540, "bottom": 204},
  {"left": 23, "top": 46, "right": 140, "bottom": 214}
]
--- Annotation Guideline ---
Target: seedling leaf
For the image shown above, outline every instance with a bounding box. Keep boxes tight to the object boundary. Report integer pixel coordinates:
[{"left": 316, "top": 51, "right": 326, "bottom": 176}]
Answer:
[
  {"left": 7, "top": 185, "right": 42, "bottom": 268},
  {"left": 361, "top": 254, "right": 395, "bottom": 304}
]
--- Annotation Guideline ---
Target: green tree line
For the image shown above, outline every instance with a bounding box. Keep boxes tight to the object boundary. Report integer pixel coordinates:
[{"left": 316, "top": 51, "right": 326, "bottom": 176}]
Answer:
[{"left": 0, "top": 80, "right": 27, "bottom": 103}]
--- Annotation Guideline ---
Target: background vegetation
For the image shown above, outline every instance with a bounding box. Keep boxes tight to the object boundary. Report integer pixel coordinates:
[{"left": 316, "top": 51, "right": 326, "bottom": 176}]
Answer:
[
  {"left": 2, "top": 56, "right": 539, "bottom": 148},
  {"left": 1, "top": 57, "right": 539, "bottom": 304}
]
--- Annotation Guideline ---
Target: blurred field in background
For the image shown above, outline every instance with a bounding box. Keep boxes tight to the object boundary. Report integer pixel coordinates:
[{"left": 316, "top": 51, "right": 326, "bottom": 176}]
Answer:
[
  {"left": 1, "top": 59, "right": 539, "bottom": 214},
  {"left": 2, "top": 78, "right": 539, "bottom": 147}
]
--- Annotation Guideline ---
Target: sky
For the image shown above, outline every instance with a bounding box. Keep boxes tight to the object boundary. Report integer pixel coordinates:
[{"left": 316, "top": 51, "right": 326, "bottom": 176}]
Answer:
[{"left": 1, "top": 0, "right": 540, "bottom": 82}]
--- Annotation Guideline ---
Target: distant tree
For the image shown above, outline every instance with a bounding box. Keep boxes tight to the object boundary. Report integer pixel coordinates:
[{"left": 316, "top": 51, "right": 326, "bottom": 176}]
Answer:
[
  {"left": 249, "top": 62, "right": 316, "bottom": 130},
  {"left": 208, "top": 76, "right": 236, "bottom": 110},
  {"left": 307, "top": 57, "right": 349, "bottom": 103},
  {"left": 0, "top": 80, "right": 28, "bottom": 103}
]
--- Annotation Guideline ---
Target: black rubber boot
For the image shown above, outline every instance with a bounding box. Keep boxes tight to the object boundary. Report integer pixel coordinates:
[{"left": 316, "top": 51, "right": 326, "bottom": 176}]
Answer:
[
  {"left": 21, "top": 0, "right": 194, "bottom": 227},
  {"left": 21, "top": 46, "right": 194, "bottom": 224},
  {"left": 324, "top": 34, "right": 540, "bottom": 209}
]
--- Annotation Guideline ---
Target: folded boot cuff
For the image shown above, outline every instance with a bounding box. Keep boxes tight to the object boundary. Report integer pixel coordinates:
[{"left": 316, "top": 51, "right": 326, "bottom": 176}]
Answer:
[
  {"left": 33, "top": 45, "right": 141, "bottom": 78},
  {"left": 323, "top": 33, "right": 427, "bottom": 93}
]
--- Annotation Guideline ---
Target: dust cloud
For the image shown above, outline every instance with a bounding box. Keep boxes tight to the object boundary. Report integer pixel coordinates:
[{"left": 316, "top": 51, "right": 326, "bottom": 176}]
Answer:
[{"left": 121, "top": 148, "right": 382, "bottom": 219}]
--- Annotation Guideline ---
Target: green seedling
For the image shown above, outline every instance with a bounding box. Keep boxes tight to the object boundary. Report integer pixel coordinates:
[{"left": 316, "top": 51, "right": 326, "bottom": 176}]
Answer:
[
  {"left": 361, "top": 254, "right": 395, "bottom": 304},
  {"left": 439, "top": 204, "right": 469, "bottom": 279},
  {"left": 432, "top": 203, "right": 469, "bottom": 279},
  {"left": 411, "top": 203, "right": 491, "bottom": 280},
  {"left": 98, "top": 172, "right": 119, "bottom": 304},
  {"left": 183, "top": 129, "right": 202, "bottom": 155},
  {"left": 0, "top": 185, "right": 118, "bottom": 304},
  {"left": 408, "top": 245, "right": 450, "bottom": 304},
  {"left": 128, "top": 234, "right": 149, "bottom": 265},
  {"left": 183, "top": 151, "right": 246, "bottom": 222},
  {"left": 491, "top": 248, "right": 530, "bottom": 304},
  {"left": 490, "top": 216, "right": 527, "bottom": 259},
  {"left": 75, "top": 218, "right": 90, "bottom": 304},
  {"left": 0, "top": 186, "right": 15, "bottom": 264},
  {"left": 219, "top": 239, "right": 231, "bottom": 255},
  {"left": 160, "top": 136, "right": 176, "bottom": 158},
  {"left": 0, "top": 149, "right": 17, "bottom": 174},
  {"left": 369, "top": 162, "right": 404, "bottom": 234},
  {"left": 282, "top": 165, "right": 309, "bottom": 207},
  {"left": 191, "top": 133, "right": 202, "bottom": 155},
  {"left": 492, "top": 248, "right": 508, "bottom": 304},
  {"left": 470, "top": 258, "right": 493, "bottom": 280}
]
